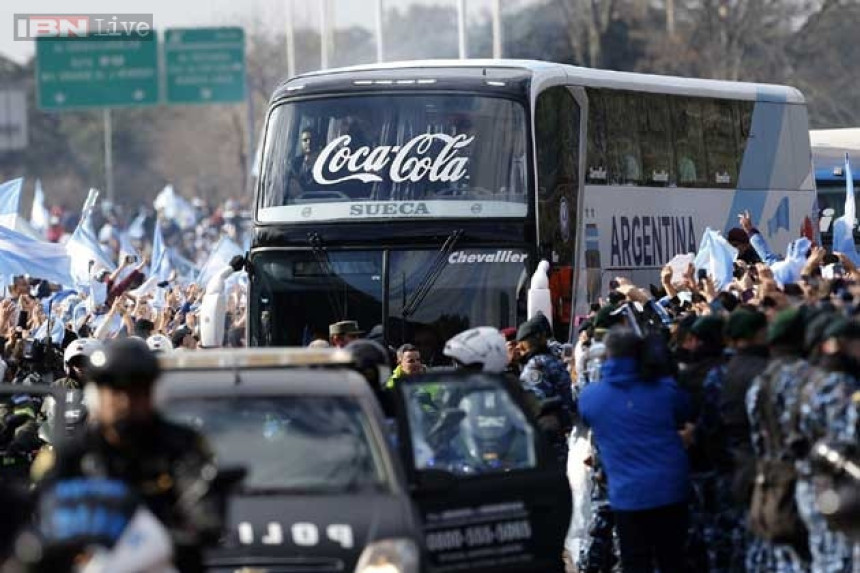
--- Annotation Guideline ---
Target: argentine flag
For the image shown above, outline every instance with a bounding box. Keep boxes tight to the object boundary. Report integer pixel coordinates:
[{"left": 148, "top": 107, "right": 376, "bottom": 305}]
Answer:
[
  {"left": 0, "top": 178, "right": 23, "bottom": 230},
  {"left": 66, "top": 189, "right": 115, "bottom": 287},
  {"left": 150, "top": 220, "right": 172, "bottom": 282},
  {"left": 832, "top": 153, "right": 859, "bottom": 265},
  {"left": 0, "top": 225, "right": 74, "bottom": 286}
]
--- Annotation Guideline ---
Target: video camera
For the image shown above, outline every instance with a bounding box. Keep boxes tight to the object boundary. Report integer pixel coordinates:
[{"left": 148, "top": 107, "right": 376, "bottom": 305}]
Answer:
[{"left": 20, "top": 337, "right": 64, "bottom": 375}]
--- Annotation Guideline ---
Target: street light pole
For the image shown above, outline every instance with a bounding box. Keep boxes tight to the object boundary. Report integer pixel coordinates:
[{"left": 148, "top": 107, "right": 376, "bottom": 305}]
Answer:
[
  {"left": 375, "top": 0, "right": 384, "bottom": 63},
  {"left": 285, "top": 0, "right": 296, "bottom": 77},
  {"left": 457, "top": 0, "right": 467, "bottom": 59},
  {"left": 491, "top": 0, "right": 502, "bottom": 59}
]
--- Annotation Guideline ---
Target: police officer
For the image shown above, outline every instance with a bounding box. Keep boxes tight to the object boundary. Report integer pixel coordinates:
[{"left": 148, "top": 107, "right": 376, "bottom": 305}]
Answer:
[
  {"left": 796, "top": 318, "right": 859, "bottom": 573},
  {"left": 516, "top": 316, "right": 575, "bottom": 418},
  {"left": 745, "top": 307, "right": 812, "bottom": 573},
  {"left": 696, "top": 308, "right": 769, "bottom": 573},
  {"left": 32, "top": 338, "right": 224, "bottom": 572},
  {"left": 41, "top": 338, "right": 101, "bottom": 440}
]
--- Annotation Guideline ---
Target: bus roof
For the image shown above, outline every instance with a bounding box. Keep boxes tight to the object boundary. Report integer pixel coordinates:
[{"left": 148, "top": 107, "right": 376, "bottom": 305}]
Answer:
[
  {"left": 813, "top": 145, "right": 860, "bottom": 184},
  {"left": 810, "top": 128, "right": 860, "bottom": 150},
  {"left": 284, "top": 59, "right": 805, "bottom": 104}
]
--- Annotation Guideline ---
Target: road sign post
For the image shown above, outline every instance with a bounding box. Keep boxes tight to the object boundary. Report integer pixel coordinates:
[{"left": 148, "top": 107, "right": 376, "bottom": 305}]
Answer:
[
  {"left": 164, "top": 27, "right": 246, "bottom": 104},
  {"left": 35, "top": 34, "right": 159, "bottom": 110}
]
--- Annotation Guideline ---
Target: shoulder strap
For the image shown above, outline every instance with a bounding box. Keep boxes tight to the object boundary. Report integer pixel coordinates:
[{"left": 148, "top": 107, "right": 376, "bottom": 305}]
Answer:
[{"left": 756, "top": 363, "right": 783, "bottom": 458}]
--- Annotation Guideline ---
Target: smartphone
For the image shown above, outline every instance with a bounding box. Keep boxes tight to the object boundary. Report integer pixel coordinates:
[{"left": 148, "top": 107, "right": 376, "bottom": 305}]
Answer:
[
  {"left": 16, "top": 310, "right": 29, "bottom": 329},
  {"left": 126, "top": 254, "right": 137, "bottom": 264},
  {"left": 832, "top": 263, "right": 845, "bottom": 277},
  {"left": 696, "top": 268, "right": 708, "bottom": 282}
]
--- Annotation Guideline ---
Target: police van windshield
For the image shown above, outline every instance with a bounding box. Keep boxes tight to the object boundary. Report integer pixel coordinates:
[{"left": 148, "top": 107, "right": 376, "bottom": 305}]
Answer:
[
  {"left": 163, "top": 396, "right": 389, "bottom": 493},
  {"left": 257, "top": 93, "right": 529, "bottom": 223}
]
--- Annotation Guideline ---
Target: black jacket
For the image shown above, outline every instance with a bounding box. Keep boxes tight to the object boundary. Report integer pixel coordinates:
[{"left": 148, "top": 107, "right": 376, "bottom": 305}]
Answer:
[{"left": 42, "top": 415, "right": 224, "bottom": 571}]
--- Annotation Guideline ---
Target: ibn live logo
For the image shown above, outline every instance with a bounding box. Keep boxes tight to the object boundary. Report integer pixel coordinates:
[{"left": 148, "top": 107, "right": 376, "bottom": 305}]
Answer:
[{"left": 14, "top": 14, "right": 153, "bottom": 40}]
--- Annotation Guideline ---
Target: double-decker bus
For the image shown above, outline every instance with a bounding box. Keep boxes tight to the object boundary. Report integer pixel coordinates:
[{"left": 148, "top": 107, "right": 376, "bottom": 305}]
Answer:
[
  {"left": 810, "top": 129, "right": 860, "bottom": 249},
  {"left": 250, "top": 59, "right": 815, "bottom": 359}
]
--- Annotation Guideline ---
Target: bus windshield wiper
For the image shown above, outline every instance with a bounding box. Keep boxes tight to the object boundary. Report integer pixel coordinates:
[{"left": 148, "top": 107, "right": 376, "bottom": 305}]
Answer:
[
  {"left": 307, "top": 232, "right": 346, "bottom": 320},
  {"left": 402, "top": 229, "right": 463, "bottom": 319}
]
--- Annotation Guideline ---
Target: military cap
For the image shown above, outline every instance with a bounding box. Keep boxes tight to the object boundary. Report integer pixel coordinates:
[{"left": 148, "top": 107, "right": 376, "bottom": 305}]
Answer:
[
  {"left": 691, "top": 315, "right": 725, "bottom": 346},
  {"left": 767, "top": 307, "right": 806, "bottom": 347},
  {"left": 823, "top": 318, "right": 860, "bottom": 341},
  {"left": 725, "top": 308, "right": 767, "bottom": 341},
  {"left": 329, "top": 320, "right": 364, "bottom": 337}
]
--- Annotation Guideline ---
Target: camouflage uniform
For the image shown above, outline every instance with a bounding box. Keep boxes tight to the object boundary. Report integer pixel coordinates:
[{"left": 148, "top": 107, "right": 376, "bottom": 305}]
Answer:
[
  {"left": 797, "top": 367, "right": 859, "bottom": 573},
  {"left": 691, "top": 362, "right": 750, "bottom": 573},
  {"left": 745, "top": 356, "right": 813, "bottom": 573},
  {"left": 519, "top": 350, "right": 575, "bottom": 423}
]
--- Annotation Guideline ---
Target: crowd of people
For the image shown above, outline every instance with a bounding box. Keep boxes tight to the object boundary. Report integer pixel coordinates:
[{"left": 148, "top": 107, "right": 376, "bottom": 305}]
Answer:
[
  {"left": 0, "top": 192, "right": 252, "bottom": 388},
  {"left": 1, "top": 180, "right": 860, "bottom": 572},
  {"left": 361, "top": 214, "right": 860, "bottom": 573}
]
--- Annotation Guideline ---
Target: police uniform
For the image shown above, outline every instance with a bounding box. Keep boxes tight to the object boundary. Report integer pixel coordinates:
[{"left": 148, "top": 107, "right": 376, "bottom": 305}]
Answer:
[
  {"left": 40, "top": 416, "right": 223, "bottom": 571},
  {"left": 31, "top": 338, "right": 224, "bottom": 572},
  {"left": 796, "top": 319, "right": 860, "bottom": 573},
  {"left": 745, "top": 308, "right": 812, "bottom": 573}
]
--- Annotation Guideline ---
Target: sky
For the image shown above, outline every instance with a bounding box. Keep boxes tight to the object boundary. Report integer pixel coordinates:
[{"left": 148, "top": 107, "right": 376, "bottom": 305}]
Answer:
[{"left": 1, "top": 0, "right": 506, "bottom": 65}]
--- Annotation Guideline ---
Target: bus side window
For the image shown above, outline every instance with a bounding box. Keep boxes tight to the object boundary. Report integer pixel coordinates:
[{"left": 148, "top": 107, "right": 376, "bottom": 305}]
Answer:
[
  {"left": 638, "top": 93, "right": 673, "bottom": 186},
  {"left": 669, "top": 97, "right": 707, "bottom": 187},
  {"left": 585, "top": 88, "right": 608, "bottom": 185},
  {"left": 605, "top": 92, "right": 641, "bottom": 185},
  {"left": 702, "top": 98, "right": 740, "bottom": 187}
]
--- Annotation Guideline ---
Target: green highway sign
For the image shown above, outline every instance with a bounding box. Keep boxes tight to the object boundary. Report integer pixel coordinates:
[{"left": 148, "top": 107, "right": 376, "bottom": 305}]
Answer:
[
  {"left": 36, "top": 34, "right": 158, "bottom": 110},
  {"left": 164, "top": 27, "right": 246, "bottom": 104}
]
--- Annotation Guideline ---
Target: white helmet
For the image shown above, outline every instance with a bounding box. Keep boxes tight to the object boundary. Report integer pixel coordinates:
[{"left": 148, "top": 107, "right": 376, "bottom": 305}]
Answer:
[
  {"left": 443, "top": 327, "right": 508, "bottom": 374},
  {"left": 64, "top": 338, "right": 102, "bottom": 365},
  {"left": 146, "top": 334, "right": 173, "bottom": 353},
  {"left": 63, "top": 338, "right": 102, "bottom": 375}
]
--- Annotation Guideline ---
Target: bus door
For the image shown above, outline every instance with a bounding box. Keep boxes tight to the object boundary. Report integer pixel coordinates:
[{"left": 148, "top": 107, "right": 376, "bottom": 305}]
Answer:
[
  {"left": 534, "top": 85, "right": 586, "bottom": 341},
  {"left": 393, "top": 372, "right": 571, "bottom": 573}
]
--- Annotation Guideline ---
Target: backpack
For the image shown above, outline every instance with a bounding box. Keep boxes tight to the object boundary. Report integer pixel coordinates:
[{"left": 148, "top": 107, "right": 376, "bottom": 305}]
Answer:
[{"left": 747, "top": 370, "right": 809, "bottom": 553}]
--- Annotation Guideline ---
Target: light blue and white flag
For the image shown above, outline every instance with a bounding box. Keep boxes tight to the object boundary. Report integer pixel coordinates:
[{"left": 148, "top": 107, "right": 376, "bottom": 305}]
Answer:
[
  {"left": 0, "top": 177, "right": 23, "bottom": 230},
  {"left": 30, "top": 179, "right": 50, "bottom": 233},
  {"left": 196, "top": 236, "right": 242, "bottom": 290},
  {"left": 771, "top": 237, "right": 812, "bottom": 287},
  {"left": 149, "top": 220, "right": 172, "bottom": 282},
  {"left": 154, "top": 185, "right": 196, "bottom": 230},
  {"left": 33, "top": 314, "right": 65, "bottom": 345},
  {"left": 0, "top": 225, "right": 74, "bottom": 286},
  {"left": 832, "top": 153, "right": 860, "bottom": 265},
  {"left": 694, "top": 228, "right": 738, "bottom": 291},
  {"left": 66, "top": 189, "right": 115, "bottom": 287},
  {"left": 127, "top": 212, "right": 147, "bottom": 240},
  {"left": 168, "top": 247, "right": 198, "bottom": 284}
]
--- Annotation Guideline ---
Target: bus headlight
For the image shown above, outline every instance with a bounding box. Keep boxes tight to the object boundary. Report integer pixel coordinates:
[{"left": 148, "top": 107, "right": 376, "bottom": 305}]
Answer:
[{"left": 354, "top": 538, "right": 419, "bottom": 573}]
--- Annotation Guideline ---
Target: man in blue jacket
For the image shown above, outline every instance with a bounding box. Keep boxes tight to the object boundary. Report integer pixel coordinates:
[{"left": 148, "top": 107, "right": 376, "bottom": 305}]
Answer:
[{"left": 579, "top": 327, "right": 691, "bottom": 573}]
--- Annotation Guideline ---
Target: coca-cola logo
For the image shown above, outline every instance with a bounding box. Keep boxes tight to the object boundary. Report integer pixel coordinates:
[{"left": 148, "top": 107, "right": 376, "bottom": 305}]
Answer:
[{"left": 311, "top": 133, "right": 473, "bottom": 186}]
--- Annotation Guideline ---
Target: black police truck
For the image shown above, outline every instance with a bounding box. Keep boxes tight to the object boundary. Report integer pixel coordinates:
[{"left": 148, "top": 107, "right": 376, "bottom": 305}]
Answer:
[{"left": 155, "top": 348, "right": 572, "bottom": 573}]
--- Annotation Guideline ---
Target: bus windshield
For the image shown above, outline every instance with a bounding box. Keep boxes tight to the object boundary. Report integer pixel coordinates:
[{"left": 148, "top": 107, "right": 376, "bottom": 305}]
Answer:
[
  {"left": 249, "top": 248, "right": 529, "bottom": 362},
  {"left": 257, "top": 93, "right": 529, "bottom": 223}
]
